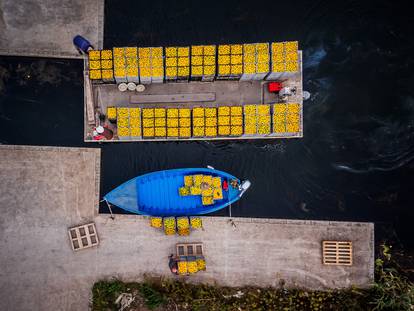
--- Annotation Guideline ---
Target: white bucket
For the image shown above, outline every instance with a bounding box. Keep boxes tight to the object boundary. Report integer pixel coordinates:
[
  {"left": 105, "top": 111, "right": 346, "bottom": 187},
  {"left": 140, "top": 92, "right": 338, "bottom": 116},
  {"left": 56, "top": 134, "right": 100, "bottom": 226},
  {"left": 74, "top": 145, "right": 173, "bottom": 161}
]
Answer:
[
  {"left": 118, "top": 83, "right": 128, "bottom": 92},
  {"left": 136, "top": 84, "right": 146, "bottom": 92},
  {"left": 127, "top": 82, "right": 137, "bottom": 91}
]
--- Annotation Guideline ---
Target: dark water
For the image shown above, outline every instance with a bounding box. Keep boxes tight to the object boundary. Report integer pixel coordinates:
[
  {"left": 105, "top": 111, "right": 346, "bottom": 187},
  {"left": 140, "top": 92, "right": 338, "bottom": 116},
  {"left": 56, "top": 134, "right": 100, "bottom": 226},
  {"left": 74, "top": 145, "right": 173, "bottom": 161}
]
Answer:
[{"left": 1, "top": 0, "right": 414, "bottom": 249}]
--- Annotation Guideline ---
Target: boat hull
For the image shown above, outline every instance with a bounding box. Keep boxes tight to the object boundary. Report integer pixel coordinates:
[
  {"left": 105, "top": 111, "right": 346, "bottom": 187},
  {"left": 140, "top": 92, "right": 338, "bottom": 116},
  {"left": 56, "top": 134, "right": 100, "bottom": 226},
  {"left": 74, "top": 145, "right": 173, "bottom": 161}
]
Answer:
[{"left": 103, "top": 168, "right": 242, "bottom": 216}]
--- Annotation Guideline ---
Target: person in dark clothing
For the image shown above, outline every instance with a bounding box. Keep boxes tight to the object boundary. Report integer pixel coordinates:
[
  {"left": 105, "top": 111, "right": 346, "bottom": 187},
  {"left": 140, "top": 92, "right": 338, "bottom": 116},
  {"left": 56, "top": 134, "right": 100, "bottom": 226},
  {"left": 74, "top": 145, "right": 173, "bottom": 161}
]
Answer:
[{"left": 168, "top": 254, "right": 178, "bottom": 274}]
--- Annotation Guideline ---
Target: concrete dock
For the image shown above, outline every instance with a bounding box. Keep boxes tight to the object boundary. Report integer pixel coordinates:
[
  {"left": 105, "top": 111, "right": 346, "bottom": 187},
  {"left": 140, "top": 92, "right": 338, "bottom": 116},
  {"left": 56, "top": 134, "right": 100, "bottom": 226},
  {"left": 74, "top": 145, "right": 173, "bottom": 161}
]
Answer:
[
  {"left": 0, "top": 0, "right": 104, "bottom": 59},
  {"left": 0, "top": 145, "right": 374, "bottom": 311}
]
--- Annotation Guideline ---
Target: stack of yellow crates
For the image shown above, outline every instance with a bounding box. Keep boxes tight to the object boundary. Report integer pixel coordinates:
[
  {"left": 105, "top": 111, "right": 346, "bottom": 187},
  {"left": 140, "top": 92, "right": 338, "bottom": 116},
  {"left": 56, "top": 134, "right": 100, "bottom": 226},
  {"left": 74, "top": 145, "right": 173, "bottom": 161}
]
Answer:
[
  {"left": 166, "top": 108, "right": 192, "bottom": 138},
  {"left": 115, "top": 107, "right": 141, "bottom": 139},
  {"left": 217, "top": 106, "right": 243, "bottom": 136},
  {"left": 142, "top": 108, "right": 167, "bottom": 138},
  {"left": 165, "top": 47, "right": 190, "bottom": 81},
  {"left": 113, "top": 48, "right": 127, "bottom": 83},
  {"left": 190, "top": 45, "right": 216, "bottom": 81},
  {"left": 244, "top": 104, "right": 271, "bottom": 135},
  {"left": 129, "top": 107, "right": 141, "bottom": 138},
  {"left": 125, "top": 47, "right": 139, "bottom": 83},
  {"left": 267, "top": 41, "right": 299, "bottom": 80},
  {"left": 138, "top": 47, "right": 164, "bottom": 84},
  {"left": 241, "top": 43, "right": 270, "bottom": 81},
  {"left": 88, "top": 50, "right": 114, "bottom": 82},
  {"left": 117, "top": 107, "right": 130, "bottom": 139},
  {"left": 217, "top": 44, "right": 243, "bottom": 79},
  {"left": 272, "top": 103, "right": 300, "bottom": 134},
  {"left": 192, "top": 107, "right": 218, "bottom": 137}
]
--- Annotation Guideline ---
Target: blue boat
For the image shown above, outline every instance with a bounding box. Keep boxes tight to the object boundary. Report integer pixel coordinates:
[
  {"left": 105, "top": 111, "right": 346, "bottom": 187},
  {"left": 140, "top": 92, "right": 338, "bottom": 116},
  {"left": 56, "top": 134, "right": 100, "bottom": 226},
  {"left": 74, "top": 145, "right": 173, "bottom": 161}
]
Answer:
[{"left": 103, "top": 167, "right": 251, "bottom": 216}]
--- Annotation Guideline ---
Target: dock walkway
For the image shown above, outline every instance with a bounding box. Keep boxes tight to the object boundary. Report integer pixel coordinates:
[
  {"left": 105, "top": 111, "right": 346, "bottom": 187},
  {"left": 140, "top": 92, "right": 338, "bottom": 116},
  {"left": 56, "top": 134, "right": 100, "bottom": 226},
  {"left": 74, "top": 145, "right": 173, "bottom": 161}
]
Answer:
[
  {"left": 0, "top": 145, "right": 374, "bottom": 311},
  {"left": 0, "top": 0, "right": 104, "bottom": 59}
]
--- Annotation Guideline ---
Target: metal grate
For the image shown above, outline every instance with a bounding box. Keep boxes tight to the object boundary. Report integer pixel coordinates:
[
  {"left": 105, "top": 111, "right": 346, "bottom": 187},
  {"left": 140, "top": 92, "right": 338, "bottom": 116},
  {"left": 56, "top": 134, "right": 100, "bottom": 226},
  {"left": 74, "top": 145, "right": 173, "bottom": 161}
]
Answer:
[
  {"left": 322, "top": 241, "right": 353, "bottom": 266},
  {"left": 176, "top": 242, "right": 204, "bottom": 256},
  {"left": 68, "top": 223, "right": 99, "bottom": 251}
]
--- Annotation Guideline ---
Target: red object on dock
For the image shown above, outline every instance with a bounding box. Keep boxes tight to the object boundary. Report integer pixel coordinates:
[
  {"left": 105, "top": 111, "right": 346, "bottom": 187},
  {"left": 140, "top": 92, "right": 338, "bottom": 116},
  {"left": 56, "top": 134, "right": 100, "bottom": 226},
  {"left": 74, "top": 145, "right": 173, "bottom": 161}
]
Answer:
[{"left": 267, "top": 82, "right": 283, "bottom": 93}]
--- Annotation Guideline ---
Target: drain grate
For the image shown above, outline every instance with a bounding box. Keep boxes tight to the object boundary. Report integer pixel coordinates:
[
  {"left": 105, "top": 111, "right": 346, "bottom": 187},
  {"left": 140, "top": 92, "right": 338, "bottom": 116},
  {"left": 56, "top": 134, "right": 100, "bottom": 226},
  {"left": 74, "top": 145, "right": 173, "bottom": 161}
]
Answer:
[
  {"left": 322, "top": 241, "right": 352, "bottom": 266},
  {"left": 68, "top": 223, "right": 99, "bottom": 251}
]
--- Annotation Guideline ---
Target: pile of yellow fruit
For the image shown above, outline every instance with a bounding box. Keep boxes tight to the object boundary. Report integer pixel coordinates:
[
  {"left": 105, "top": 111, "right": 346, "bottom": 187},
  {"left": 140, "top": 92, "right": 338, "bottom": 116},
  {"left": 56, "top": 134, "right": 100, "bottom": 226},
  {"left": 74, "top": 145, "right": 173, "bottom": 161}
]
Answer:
[
  {"left": 88, "top": 49, "right": 114, "bottom": 81},
  {"left": 150, "top": 217, "right": 162, "bottom": 228},
  {"left": 187, "top": 260, "right": 198, "bottom": 274},
  {"left": 190, "top": 217, "right": 202, "bottom": 229},
  {"left": 107, "top": 107, "right": 117, "bottom": 120},
  {"left": 272, "top": 103, "right": 301, "bottom": 134},
  {"left": 163, "top": 217, "right": 176, "bottom": 235},
  {"left": 271, "top": 41, "right": 299, "bottom": 74},
  {"left": 177, "top": 217, "right": 190, "bottom": 236},
  {"left": 191, "top": 45, "right": 216, "bottom": 79},
  {"left": 178, "top": 261, "right": 187, "bottom": 275},
  {"left": 244, "top": 104, "right": 271, "bottom": 135}
]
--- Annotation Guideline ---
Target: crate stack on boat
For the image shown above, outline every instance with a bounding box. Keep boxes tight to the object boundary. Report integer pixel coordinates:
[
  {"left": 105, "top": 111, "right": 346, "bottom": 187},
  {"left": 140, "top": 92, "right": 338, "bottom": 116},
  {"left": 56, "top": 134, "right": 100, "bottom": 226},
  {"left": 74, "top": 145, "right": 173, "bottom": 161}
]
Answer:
[
  {"left": 240, "top": 43, "right": 270, "bottom": 81},
  {"left": 217, "top": 44, "right": 243, "bottom": 80},
  {"left": 272, "top": 103, "right": 301, "bottom": 135},
  {"left": 113, "top": 48, "right": 127, "bottom": 83},
  {"left": 165, "top": 47, "right": 190, "bottom": 82},
  {"left": 244, "top": 104, "right": 271, "bottom": 136},
  {"left": 267, "top": 41, "right": 299, "bottom": 80},
  {"left": 125, "top": 47, "right": 139, "bottom": 83},
  {"left": 190, "top": 45, "right": 216, "bottom": 82},
  {"left": 88, "top": 50, "right": 114, "bottom": 82}
]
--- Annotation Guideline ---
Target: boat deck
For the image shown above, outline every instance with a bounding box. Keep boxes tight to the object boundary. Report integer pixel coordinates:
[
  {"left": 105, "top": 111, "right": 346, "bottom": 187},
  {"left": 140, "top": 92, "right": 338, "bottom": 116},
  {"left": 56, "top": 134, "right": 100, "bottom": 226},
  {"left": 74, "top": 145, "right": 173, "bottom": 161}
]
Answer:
[
  {"left": 0, "top": 145, "right": 374, "bottom": 310},
  {"left": 84, "top": 52, "right": 303, "bottom": 142}
]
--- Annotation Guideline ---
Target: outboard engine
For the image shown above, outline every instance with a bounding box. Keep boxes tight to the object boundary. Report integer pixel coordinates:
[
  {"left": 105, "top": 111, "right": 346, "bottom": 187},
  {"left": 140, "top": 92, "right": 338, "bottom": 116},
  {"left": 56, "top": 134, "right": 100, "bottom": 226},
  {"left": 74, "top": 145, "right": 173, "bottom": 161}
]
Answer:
[{"left": 238, "top": 180, "right": 251, "bottom": 197}]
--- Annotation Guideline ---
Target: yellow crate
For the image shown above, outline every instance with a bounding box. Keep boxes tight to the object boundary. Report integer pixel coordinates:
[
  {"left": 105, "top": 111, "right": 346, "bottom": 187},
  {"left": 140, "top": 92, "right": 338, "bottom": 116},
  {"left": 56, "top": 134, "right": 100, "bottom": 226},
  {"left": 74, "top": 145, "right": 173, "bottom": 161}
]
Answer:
[
  {"left": 107, "top": 107, "right": 117, "bottom": 120},
  {"left": 101, "top": 59, "right": 113, "bottom": 69},
  {"left": 218, "top": 55, "right": 230, "bottom": 65},
  {"left": 102, "top": 70, "right": 114, "bottom": 79},
  {"left": 178, "top": 47, "right": 189, "bottom": 57},
  {"left": 205, "top": 117, "right": 217, "bottom": 127},
  {"left": 230, "top": 106, "right": 242, "bottom": 116},
  {"left": 286, "top": 122, "right": 299, "bottom": 133},
  {"left": 218, "top": 125, "right": 230, "bottom": 136},
  {"left": 218, "top": 45, "right": 230, "bottom": 54},
  {"left": 285, "top": 41, "right": 298, "bottom": 53},
  {"left": 218, "top": 65, "right": 230, "bottom": 75},
  {"left": 244, "top": 63, "right": 256, "bottom": 74},
  {"left": 166, "top": 109, "right": 178, "bottom": 119},
  {"left": 257, "top": 124, "right": 271, "bottom": 135},
  {"left": 177, "top": 67, "right": 189, "bottom": 77},
  {"left": 192, "top": 66, "right": 203, "bottom": 76},
  {"left": 154, "top": 108, "right": 166, "bottom": 117},
  {"left": 272, "top": 62, "right": 285, "bottom": 72},
  {"left": 130, "top": 117, "right": 141, "bottom": 127},
  {"left": 155, "top": 127, "right": 166, "bottom": 137},
  {"left": 193, "top": 127, "right": 204, "bottom": 137},
  {"left": 142, "top": 118, "right": 154, "bottom": 128},
  {"left": 117, "top": 127, "right": 130, "bottom": 137},
  {"left": 203, "top": 65, "right": 215, "bottom": 75},
  {"left": 257, "top": 63, "right": 269, "bottom": 74},
  {"left": 231, "top": 126, "right": 243, "bottom": 136},
  {"left": 179, "top": 127, "right": 191, "bottom": 137},
  {"left": 89, "top": 60, "right": 101, "bottom": 70},
  {"left": 114, "top": 67, "right": 126, "bottom": 77},
  {"left": 205, "top": 108, "right": 216, "bottom": 117},
  {"left": 113, "top": 47, "right": 124, "bottom": 57},
  {"left": 244, "top": 105, "right": 256, "bottom": 115},
  {"left": 117, "top": 107, "right": 129, "bottom": 117},
  {"left": 179, "top": 108, "right": 191, "bottom": 118},
  {"left": 139, "top": 57, "right": 150, "bottom": 67},
  {"left": 117, "top": 118, "right": 128, "bottom": 128},
  {"left": 89, "top": 70, "right": 101, "bottom": 80},
  {"left": 257, "top": 105, "right": 270, "bottom": 115},
  {"left": 205, "top": 126, "right": 217, "bottom": 137},
  {"left": 88, "top": 50, "right": 100, "bottom": 60},
  {"left": 165, "top": 67, "right": 177, "bottom": 77},
  {"left": 212, "top": 177, "right": 221, "bottom": 188},
  {"left": 101, "top": 50, "right": 112, "bottom": 59},
  {"left": 151, "top": 47, "right": 163, "bottom": 57},
  {"left": 166, "top": 58, "right": 177, "bottom": 67},
  {"left": 204, "top": 45, "right": 216, "bottom": 55},
  {"left": 231, "top": 116, "right": 243, "bottom": 125},
  {"left": 125, "top": 47, "right": 137, "bottom": 58},
  {"left": 218, "top": 116, "right": 230, "bottom": 126},
  {"left": 231, "top": 65, "right": 242, "bottom": 74},
  {"left": 130, "top": 127, "right": 141, "bottom": 137},
  {"left": 287, "top": 103, "right": 300, "bottom": 114},
  {"left": 231, "top": 54, "right": 242, "bottom": 64},
  {"left": 244, "top": 123, "right": 256, "bottom": 135},
  {"left": 155, "top": 118, "right": 166, "bottom": 127},
  {"left": 202, "top": 196, "right": 214, "bottom": 205},
  {"left": 204, "top": 55, "right": 215, "bottom": 66},
  {"left": 140, "top": 67, "right": 151, "bottom": 77},
  {"left": 167, "top": 127, "right": 179, "bottom": 137},
  {"left": 192, "top": 56, "right": 203, "bottom": 66},
  {"left": 193, "top": 107, "right": 204, "bottom": 117},
  {"left": 273, "top": 104, "right": 287, "bottom": 114},
  {"left": 129, "top": 107, "right": 141, "bottom": 118},
  {"left": 218, "top": 106, "right": 230, "bottom": 116},
  {"left": 142, "top": 108, "right": 154, "bottom": 118},
  {"left": 231, "top": 44, "right": 242, "bottom": 54},
  {"left": 191, "top": 45, "right": 203, "bottom": 56},
  {"left": 243, "top": 44, "right": 255, "bottom": 54},
  {"left": 213, "top": 188, "right": 223, "bottom": 200},
  {"left": 193, "top": 117, "right": 204, "bottom": 127},
  {"left": 178, "top": 57, "right": 189, "bottom": 66},
  {"left": 126, "top": 57, "right": 138, "bottom": 67},
  {"left": 126, "top": 67, "right": 138, "bottom": 76},
  {"left": 285, "top": 62, "right": 298, "bottom": 72},
  {"left": 138, "top": 47, "right": 150, "bottom": 58},
  {"left": 167, "top": 118, "right": 179, "bottom": 128},
  {"left": 179, "top": 118, "right": 191, "bottom": 127},
  {"left": 143, "top": 127, "right": 154, "bottom": 137}
]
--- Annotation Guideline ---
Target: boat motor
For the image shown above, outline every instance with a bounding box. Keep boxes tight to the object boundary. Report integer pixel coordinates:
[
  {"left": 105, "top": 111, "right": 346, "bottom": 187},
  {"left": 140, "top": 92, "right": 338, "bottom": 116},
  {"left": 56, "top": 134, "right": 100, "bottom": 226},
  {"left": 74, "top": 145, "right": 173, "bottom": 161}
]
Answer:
[{"left": 238, "top": 180, "right": 251, "bottom": 197}]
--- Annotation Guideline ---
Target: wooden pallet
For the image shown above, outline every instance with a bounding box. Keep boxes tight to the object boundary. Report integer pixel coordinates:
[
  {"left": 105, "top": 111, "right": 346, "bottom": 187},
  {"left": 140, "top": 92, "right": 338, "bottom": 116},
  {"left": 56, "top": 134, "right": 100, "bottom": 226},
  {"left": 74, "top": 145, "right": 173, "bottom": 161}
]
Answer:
[
  {"left": 176, "top": 242, "right": 203, "bottom": 256},
  {"left": 322, "top": 241, "right": 353, "bottom": 266},
  {"left": 68, "top": 222, "right": 99, "bottom": 251}
]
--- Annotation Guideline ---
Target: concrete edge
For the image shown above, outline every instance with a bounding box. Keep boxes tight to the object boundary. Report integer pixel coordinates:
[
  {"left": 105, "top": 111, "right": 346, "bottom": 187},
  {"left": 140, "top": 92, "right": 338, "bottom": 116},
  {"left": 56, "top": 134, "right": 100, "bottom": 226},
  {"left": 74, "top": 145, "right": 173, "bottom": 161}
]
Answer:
[
  {"left": 97, "top": 0, "right": 105, "bottom": 50},
  {"left": 97, "top": 213, "right": 375, "bottom": 228},
  {"left": 0, "top": 49, "right": 84, "bottom": 59}
]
